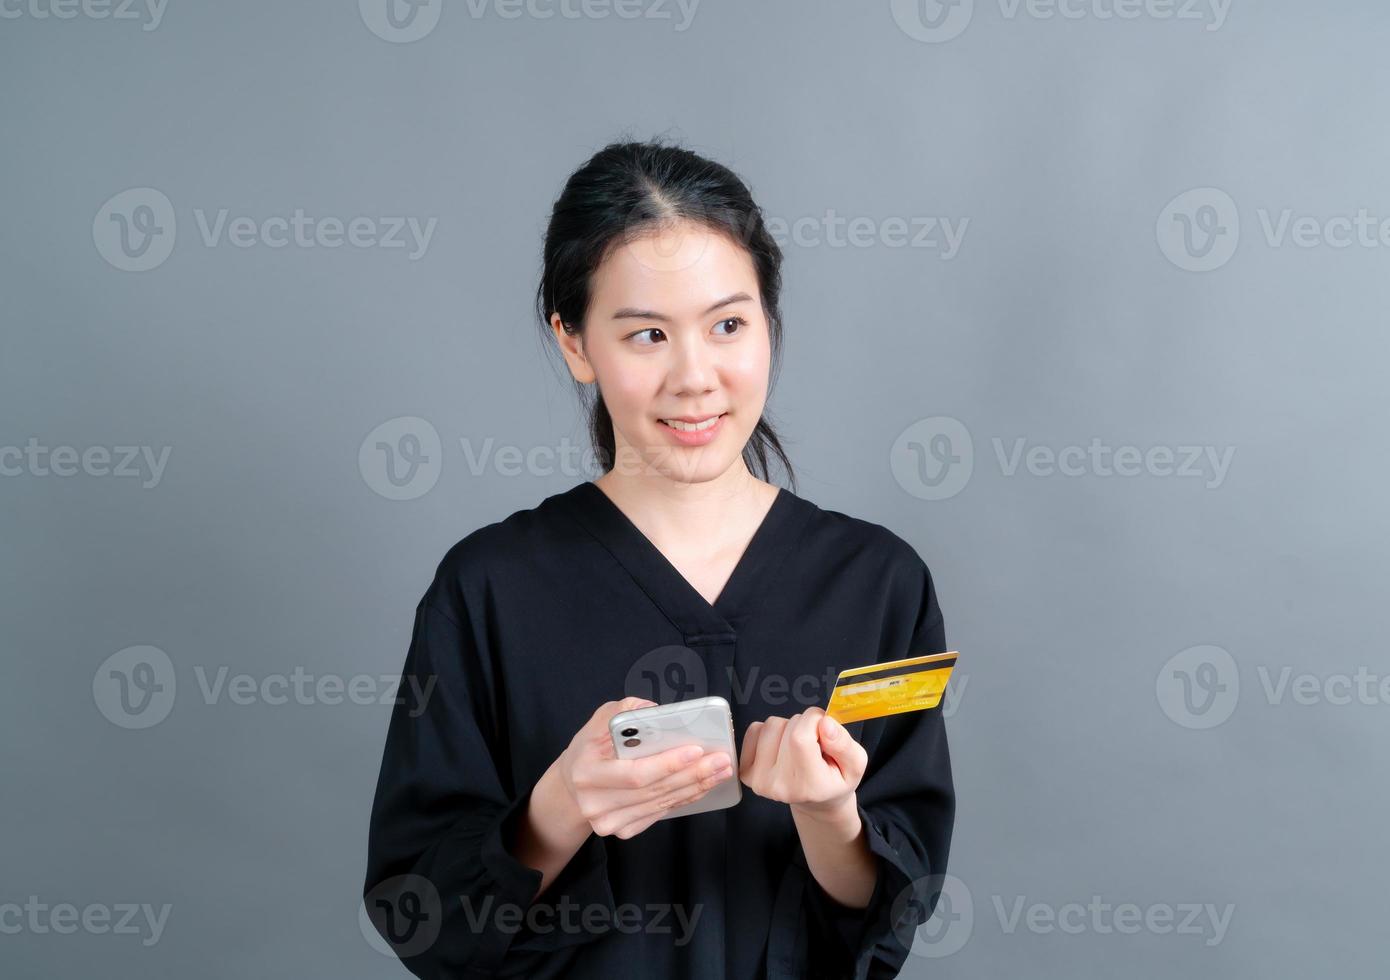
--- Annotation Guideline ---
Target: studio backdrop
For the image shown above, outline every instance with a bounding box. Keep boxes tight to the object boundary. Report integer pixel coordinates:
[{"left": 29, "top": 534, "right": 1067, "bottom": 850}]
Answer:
[{"left": 3, "top": 1, "right": 1385, "bottom": 977}]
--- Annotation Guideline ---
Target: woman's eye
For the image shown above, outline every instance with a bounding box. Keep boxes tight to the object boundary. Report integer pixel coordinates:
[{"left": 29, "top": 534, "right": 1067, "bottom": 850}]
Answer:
[
  {"left": 630, "top": 327, "right": 665, "bottom": 345},
  {"left": 713, "top": 316, "right": 747, "bottom": 336}
]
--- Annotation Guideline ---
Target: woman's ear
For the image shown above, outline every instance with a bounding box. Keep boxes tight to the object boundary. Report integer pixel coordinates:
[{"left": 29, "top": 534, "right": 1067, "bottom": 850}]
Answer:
[{"left": 550, "top": 312, "right": 597, "bottom": 384}]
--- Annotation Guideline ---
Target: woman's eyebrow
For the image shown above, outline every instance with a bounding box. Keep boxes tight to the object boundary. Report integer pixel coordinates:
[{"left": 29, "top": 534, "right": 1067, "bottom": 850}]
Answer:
[{"left": 610, "top": 291, "right": 753, "bottom": 322}]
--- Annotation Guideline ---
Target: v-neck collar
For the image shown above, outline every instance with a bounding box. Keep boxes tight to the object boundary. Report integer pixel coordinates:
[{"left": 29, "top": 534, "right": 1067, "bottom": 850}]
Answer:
[{"left": 557, "top": 480, "right": 813, "bottom": 638}]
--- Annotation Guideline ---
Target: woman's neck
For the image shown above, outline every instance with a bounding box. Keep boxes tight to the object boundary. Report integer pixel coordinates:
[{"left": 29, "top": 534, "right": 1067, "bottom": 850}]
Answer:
[{"left": 592, "top": 463, "right": 779, "bottom": 559}]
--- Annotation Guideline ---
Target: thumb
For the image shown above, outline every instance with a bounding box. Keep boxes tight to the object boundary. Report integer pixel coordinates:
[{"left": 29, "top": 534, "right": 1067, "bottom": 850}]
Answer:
[
  {"left": 593, "top": 696, "right": 655, "bottom": 729},
  {"left": 817, "top": 713, "right": 865, "bottom": 780},
  {"left": 818, "top": 712, "right": 848, "bottom": 750}
]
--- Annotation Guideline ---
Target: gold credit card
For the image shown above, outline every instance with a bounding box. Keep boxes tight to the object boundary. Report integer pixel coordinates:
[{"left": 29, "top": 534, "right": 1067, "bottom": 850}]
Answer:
[{"left": 825, "top": 651, "right": 958, "bottom": 724}]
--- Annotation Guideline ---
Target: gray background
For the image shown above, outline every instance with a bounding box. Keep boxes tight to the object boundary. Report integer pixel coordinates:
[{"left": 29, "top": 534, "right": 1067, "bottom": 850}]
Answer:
[{"left": 3, "top": 0, "right": 1385, "bottom": 976}]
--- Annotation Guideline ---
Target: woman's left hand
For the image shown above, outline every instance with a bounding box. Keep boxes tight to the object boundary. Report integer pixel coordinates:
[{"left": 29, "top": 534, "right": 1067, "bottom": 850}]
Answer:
[{"left": 739, "top": 706, "right": 868, "bottom": 818}]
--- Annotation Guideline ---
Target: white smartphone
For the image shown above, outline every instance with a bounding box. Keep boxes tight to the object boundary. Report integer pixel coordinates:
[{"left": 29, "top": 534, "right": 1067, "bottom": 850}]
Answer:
[{"left": 608, "top": 695, "right": 742, "bottom": 819}]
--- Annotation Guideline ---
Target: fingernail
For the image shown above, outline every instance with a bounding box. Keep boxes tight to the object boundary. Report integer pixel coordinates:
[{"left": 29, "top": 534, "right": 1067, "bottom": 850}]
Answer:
[
  {"left": 679, "top": 745, "right": 704, "bottom": 762},
  {"left": 710, "top": 753, "right": 730, "bottom": 770}
]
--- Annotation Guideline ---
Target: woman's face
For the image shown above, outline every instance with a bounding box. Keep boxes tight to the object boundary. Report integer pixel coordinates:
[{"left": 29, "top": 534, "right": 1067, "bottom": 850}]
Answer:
[{"left": 553, "top": 219, "right": 772, "bottom": 485}]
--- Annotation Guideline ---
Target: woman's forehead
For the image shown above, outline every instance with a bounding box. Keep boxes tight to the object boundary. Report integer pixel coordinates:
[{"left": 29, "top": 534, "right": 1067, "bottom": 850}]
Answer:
[{"left": 592, "top": 225, "right": 759, "bottom": 315}]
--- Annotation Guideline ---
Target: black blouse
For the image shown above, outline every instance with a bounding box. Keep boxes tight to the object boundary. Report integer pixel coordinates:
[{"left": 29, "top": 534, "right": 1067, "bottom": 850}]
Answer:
[{"left": 362, "top": 480, "right": 954, "bottom": 979}]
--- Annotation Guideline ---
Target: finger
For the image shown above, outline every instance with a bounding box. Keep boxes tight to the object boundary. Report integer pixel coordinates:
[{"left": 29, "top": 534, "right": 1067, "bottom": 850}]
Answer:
[
  {"left": 609, "top": 781, "right": 714, "bottom": 840},
  {"left": 817, "top": 711, "right": 868, "bottom": 780},
  {"left": 777, "top": 713, "right": 803, "bottom": 769},
  {"left": 589, "top": 747, "right": 730, "bottom": 813},
  {"left": 749, "top": 716, "right": 787, "bottom": 785},
  {"left": 592, "top": 696, "right": 657, "bottom": 732},
  {"left": 792, "top": 708, "right": 821, "bottom": 745},
  {"left": 593, "top": 732, "right": 618, "bottom": 760},
  {"left": 584, "top": 696, "right": 659, "bottom": 757},
  {"left": 601, "top": 741, "right": 715, "bottom": 790},
  {"left": 739, "top": 721, "right": 763, "bottom": 776},
  {"left": 788, "top": 708, "right": 826, "bottom": 763},
  {"left": 635, "top": 748, "right": 731, "bottom": 800},
  {"left": 596, "top": 760, "right": 733, "bottom": 836},
  {"left": 578, "top": 746, "right": 718, "bottom": 819}
]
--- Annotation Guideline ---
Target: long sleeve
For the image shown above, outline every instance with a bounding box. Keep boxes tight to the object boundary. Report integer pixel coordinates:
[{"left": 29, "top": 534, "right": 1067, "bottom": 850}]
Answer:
[
  {"left": 362, "top": 592, "right": 617, "bottom": 978},
  {"left": 777, "top": 553, "right": 956, "bottom": 980}
]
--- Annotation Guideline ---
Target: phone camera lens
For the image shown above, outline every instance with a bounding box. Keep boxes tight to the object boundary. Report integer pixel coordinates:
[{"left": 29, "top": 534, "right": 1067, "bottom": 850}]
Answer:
[
  {"left": 623, "top": 738, "right": 641, "bottom": 747},
  {"left": 620, "top": 727, "right": 638, "bottom": 737}
]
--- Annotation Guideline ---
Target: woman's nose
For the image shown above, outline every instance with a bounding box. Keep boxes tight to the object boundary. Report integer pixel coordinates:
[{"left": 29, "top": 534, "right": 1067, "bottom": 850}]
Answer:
[{"left": 667, "top": 336, "right": 717, "bottom": 394}]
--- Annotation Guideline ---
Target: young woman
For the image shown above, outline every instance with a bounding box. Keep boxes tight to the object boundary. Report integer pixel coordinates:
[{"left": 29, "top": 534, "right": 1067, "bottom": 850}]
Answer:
[{"left": 363, "top": 140, "right": 954, "bottom": 980}]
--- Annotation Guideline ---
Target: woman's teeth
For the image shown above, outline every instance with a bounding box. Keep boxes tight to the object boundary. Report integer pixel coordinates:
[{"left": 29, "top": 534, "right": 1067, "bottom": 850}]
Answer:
[{"left": 660, "top": 415, "right": 723, "bottom": 432}]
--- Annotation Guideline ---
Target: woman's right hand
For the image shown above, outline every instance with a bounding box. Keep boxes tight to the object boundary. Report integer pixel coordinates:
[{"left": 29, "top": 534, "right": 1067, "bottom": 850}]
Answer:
[{"left": 554, "top": 696, "right": 735, "bottom": 840}]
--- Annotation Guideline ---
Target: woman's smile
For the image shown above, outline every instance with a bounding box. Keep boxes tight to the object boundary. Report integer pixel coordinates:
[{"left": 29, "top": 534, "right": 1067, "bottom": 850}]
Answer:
[{"left": 657, "top": 412, "right": 728, "bottom": 446}]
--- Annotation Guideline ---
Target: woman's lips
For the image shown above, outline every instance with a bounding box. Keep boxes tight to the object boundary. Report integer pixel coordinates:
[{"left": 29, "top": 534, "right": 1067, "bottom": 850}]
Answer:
[{"left": 658, "top": 413, "right": 727, "bottom": 447}]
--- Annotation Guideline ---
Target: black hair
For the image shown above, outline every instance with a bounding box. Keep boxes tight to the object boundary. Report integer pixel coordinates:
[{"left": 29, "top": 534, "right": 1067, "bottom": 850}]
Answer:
[{"left": 535, "top": 136, "right": 796, "bottom": 491}]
